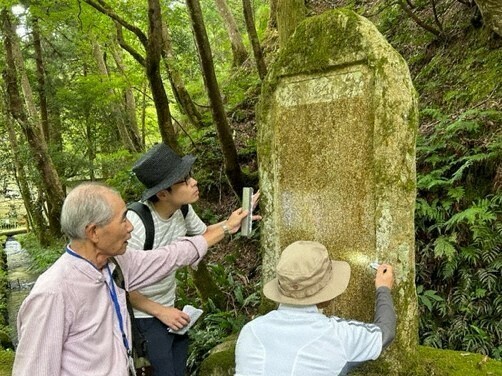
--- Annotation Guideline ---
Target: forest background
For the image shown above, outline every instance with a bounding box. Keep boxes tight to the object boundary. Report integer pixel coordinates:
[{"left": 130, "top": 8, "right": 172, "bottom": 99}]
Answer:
[{"left": 0, "top": 0, "right": 500, "bottom": 374}]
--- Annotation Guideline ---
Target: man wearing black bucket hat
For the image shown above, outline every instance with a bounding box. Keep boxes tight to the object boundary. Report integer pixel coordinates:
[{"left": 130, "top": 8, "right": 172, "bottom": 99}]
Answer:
[
  {"left": 127, "top": 143, "right": 257, "bottom": 376},
  {"left": 235, "top": 241, "right": 396, "bottom": 376}
]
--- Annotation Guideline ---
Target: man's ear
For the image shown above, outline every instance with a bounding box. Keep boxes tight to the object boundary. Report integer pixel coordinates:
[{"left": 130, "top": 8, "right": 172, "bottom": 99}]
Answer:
[{"left": 85, "top": 223, "right": 99, "bottom": 242}]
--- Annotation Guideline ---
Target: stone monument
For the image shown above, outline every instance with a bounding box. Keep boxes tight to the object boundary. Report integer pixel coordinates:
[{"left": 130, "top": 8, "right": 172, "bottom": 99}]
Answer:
[{"left": 257, "top": 8, "right": 418, "bottom": 373}]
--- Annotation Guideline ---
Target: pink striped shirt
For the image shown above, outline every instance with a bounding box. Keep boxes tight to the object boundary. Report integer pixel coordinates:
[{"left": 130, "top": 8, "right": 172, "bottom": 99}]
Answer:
[{"left": 13, "top": 236, "right": 207, "bottom": 376}]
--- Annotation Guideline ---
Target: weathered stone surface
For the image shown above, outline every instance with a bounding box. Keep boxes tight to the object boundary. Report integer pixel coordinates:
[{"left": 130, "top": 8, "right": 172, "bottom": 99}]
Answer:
[{"left": 257, "top": 9, "right": 418, "bottom": 373}]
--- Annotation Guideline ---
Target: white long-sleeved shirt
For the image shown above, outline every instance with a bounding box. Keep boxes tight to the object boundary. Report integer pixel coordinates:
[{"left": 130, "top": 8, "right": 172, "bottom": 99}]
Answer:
[
  {"left": 13, "top": 236, "right": 207, "bottom": 376},
  {"left": 235, "top": 287, "right": 396, "bottom": 376}
]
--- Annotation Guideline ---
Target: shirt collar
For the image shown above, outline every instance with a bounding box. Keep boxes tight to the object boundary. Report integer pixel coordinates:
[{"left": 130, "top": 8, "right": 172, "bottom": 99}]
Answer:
[
  {"left": 277, "top": 304, "right": 320, "bottom": 313},
  {"left": 64, "top": 251, "right": 107, "bottom": 282}
]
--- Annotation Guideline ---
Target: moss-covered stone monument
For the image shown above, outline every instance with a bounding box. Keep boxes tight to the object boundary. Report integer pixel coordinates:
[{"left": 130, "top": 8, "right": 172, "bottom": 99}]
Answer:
[{"left": 257, "top": 8, "right": 418, "bottom": 374}]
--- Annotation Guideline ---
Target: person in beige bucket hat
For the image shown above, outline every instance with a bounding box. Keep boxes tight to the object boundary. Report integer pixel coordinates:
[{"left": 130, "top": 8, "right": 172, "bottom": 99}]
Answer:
[
  {"left": 235, "top": 240, "right": 396, "bottom": 376},
  {"left": 263, "top": 241, "right": 351, "bottom": 305}
]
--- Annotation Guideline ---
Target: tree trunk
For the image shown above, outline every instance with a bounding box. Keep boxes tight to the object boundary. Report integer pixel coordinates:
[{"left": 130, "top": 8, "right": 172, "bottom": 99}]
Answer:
[
  {"left": 141, "top": 80, "right": 148, "bottom": 146},
  {"left": 2, "top": 8, "right": 64, "bottom": 239},
  {"left": 242, "top": 0, "right": 267, "bottom": 80},
  {"left": 145, "top": 0, "right": 179, "bottom": 152},
  {"left": 92, "top": 40, "right": 139, "bottom": 152},
  {"left": 161, "top": 20, "right": 205, "bottom": 129},
  {"left": 214, "top": 0, "right": 248, "bottom": 67},
  {"left": 190, "top": 261, "right": 226, "bottom": 310},
  {"left": 268, "top": 0, "right": 278, "bottom": 29},
  {"left": 1, "top": 99, "right": 50, "bottom": 245},
  {"left": 32, "top": 17, "right": 50, "bottom": 143},
  {"left": 83, "top": 0, "right": 180, "bottom": 152},
  {"left": 110, "top": 43, "right": 143, "bottom": 151},
  {"left": 186, "top": 0, "right": 244, "bottom": 194},
  {"left": 276, "top": 0, "right": 306, "bottom": 48}
]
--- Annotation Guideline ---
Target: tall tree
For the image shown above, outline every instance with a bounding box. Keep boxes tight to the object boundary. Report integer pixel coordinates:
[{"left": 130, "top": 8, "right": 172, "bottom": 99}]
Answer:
[
  {"left": 1, "top": 95, "right": 50, "bottom": 245},
  {"left": 268, "top": 0, "right": 277, "bottom": 29},
  {"left": 186, "top": 0, "right": 244, "bottom": 194},
  {"left": 161, "top": 19, "right": 205, "bottom": 129},
  {"left": 91, "top": 40, "right": 139, "bottom": 152},
  {"left": 109, "top": 41, "right": 143, "bottom": 150},
  {"left": 1, "top": 7, "right": 65, "bottom": 239},
  {"left": 214, "top": 0, "right": 248, "bottom": 67},
  {"left": 242, "top": 0, "right": 267, "bottom": 80},
  {"left": 32, "top": 17, "right": 50, "bottom": 143},
  {"left": 84, "top": 0, "right": 180, "bottom": 152},
  {"left": 276, "top": 0, "right": 306, "bottom": 47}
]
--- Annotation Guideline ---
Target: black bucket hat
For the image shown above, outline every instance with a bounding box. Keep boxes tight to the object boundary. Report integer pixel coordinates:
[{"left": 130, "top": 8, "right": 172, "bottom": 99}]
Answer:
[{"left": 132, "top": 144, "right": 196, "bottom": 201}]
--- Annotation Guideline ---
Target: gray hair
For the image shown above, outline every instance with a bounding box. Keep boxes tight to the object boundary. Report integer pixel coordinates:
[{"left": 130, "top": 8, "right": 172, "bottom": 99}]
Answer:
[{"left": 60, "top": 182, "right": 121, "bottom": 240}]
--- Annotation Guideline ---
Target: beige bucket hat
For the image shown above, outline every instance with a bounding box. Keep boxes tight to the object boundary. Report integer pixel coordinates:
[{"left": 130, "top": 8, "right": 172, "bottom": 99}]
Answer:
[{"left": 263, "top": 241, "right": 351, "bottom": 305}]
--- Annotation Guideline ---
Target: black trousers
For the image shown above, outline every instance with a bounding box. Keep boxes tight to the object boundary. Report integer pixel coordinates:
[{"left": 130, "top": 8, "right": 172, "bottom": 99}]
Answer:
[{"left": 136, "top": 317, "right": 189, "bottom": 376}]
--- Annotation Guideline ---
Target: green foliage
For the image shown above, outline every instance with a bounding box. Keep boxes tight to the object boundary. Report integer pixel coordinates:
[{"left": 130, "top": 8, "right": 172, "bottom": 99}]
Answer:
[
  {"left": 102, "top": 149, "right": 144, "bottom": 202},
  {"left": 415, "top": 106, "right": 501, "bottom": 359},
  {"left": 0, "top": 349, "right": 15, "bottom": 375},
  {"left": 180, "top": 127, "right": 228, "bottom": 199},
  {"left": 19, "top": 234, "right": 64, "bottom": 273},
  {"left": 175, "top": 247, "right": 261, "bottom": 376}
]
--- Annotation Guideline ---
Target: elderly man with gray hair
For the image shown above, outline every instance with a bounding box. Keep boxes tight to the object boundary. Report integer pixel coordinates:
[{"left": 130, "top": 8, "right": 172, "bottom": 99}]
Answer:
[
  {"left": 235, "top": 240, "right": 396, "bottom": 376},
  {"left": 13, "top": 182, "right": 249, "bottom": 376}
]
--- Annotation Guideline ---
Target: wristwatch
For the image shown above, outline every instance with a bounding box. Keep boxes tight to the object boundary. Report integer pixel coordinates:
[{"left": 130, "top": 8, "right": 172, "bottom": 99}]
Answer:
[{"left": 221, "top": 222, "right": 231, "bottom": 236}]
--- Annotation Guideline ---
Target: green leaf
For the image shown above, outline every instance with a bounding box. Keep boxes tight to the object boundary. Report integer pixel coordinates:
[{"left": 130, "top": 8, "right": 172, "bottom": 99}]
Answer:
[{"left": 433, "top": 235, "right": 457, "bottom": 261}]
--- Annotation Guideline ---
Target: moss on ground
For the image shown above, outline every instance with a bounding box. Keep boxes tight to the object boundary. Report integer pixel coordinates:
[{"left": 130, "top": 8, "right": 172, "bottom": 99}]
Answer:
[
  {"left": 199, "top": 338, "right": 502, "bottom": 376},
  {"left": 0, "top": 349, "right": 14, "bottom": 376}
]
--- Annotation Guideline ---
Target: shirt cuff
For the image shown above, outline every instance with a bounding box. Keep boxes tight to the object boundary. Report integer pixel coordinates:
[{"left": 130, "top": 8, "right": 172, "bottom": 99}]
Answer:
[{"left": 183, "top": 235, "right": 208, "bottom": 267}]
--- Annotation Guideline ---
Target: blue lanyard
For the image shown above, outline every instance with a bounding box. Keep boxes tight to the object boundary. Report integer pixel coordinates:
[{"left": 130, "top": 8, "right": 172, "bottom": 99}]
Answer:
[
  {"left": 65, "top": 246, "right": 131, "bottom": 354},
  {"left": 105, "top": 264, "right": 130, "bottom": 353}
]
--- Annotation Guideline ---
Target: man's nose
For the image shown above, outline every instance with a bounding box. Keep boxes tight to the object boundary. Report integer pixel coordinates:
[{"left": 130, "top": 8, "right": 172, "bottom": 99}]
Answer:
[{"left": 126, "top": 218, "right": 134, "bottom": 232}]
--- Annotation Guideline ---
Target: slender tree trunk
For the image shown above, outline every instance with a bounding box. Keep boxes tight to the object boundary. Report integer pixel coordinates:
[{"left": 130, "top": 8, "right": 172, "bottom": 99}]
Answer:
[
  {"left": 161, "top": 20, "right": 205, "bottom": 129},
  {"left": 110, "top": 43, "right": 143, "bottom": 151},
  {"left": 243, "top": 0, "right": 267, "bottom": 80},
  {"left": 83, "top": 0, "right": 180, "bottom": 152},
  {"left": 1, "top": 98, "right": 50, "bottom": 245},
  {"left": 2, "top": 8, "right": 64, "bottom": 239},
  {"left": 92, "top": 40, "right": 138, "bottom": 152},
  {"left": 141, "top": 80, "right": 148, "bottom": 147},
  {"left": 214, "top": 0, "right": 248, "bottom": 67},
  {"left": 146, "top": 0, "right": 179, "bottom": 151},
  {"left": 32, "top": 17, "right": 49, "bottom": 143},
  {"left": 268, "top": 0, "right": 278, "bottom": 29},
  {"left": 276, "top": 0, "right": 306, "bottom": 47},
  {"left": 186, "top": 0, "right": 244, "bottom": 194}
]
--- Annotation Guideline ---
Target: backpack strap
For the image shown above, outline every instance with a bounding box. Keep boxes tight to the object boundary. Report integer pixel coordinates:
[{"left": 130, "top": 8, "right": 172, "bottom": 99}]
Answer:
[
  {"left": 127, "top": 202, "right": 154, "bottom": 250},
  {"left": 181, "top": 204, "right": 189, "bottom": 219},
  {"left": 109, "top": 257, "right": 148, "bottom": 359},
  {"left": 128, "top": 202, "right": 189, "bottom": 250}
]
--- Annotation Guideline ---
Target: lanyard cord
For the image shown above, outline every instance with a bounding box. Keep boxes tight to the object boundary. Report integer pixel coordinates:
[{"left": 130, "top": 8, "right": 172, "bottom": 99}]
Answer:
[
  {"left": 105, "top": 264, "right": 130, "bottom": 353},
  {"left": 65, "top": 246, "right": 131, "bottom": 354}
]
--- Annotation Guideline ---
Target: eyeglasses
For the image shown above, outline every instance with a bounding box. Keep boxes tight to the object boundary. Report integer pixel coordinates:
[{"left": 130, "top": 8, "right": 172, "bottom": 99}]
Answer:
[{"left": 173, "top": 171, "right": 192, "bottom": 185}]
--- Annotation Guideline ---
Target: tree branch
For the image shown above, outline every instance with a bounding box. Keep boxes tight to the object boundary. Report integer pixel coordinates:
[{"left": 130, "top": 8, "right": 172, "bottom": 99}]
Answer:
[
  {"left": 83, "top": 0, "right": 149, "bottom": 47},
  {"left": 431, "top": 0, "right": 443, "bottom": 31},
  {"left": 115, "top": 22, "right": 145, "bottom": 66},
  {"left": 399, "top": 0, "right": 442, "bottom": 37}
]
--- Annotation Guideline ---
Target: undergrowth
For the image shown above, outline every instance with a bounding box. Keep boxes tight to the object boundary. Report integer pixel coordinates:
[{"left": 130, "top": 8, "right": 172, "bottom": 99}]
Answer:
[
  {"left": 175, "top": 233, "right": 262, "bottom": 376},
  {"left": 415, "top": 107, "right": 501, "bottom": 359}
]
